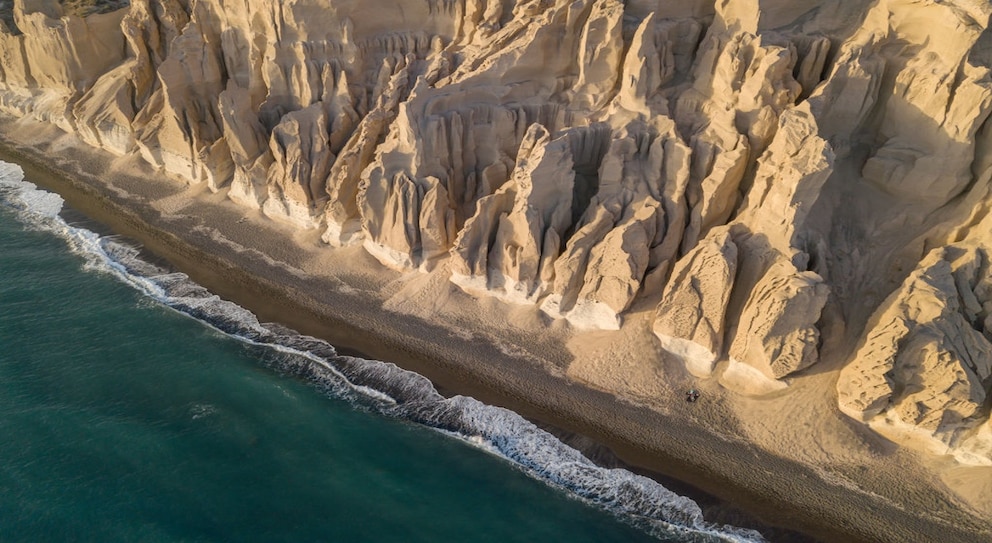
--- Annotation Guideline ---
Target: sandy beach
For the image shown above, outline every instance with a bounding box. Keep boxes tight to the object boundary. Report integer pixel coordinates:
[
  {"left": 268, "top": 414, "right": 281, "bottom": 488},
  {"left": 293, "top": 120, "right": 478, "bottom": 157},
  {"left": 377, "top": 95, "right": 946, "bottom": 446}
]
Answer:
[{"left": 2, "top": 114, "right": 990, "bottom": 543}]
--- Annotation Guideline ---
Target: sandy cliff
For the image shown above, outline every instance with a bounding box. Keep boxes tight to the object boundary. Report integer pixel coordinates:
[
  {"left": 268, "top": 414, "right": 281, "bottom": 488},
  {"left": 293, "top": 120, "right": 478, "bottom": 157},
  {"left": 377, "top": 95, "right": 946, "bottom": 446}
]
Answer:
[{"left": 2, "top": 0, "right": 992, "bottom": 492}]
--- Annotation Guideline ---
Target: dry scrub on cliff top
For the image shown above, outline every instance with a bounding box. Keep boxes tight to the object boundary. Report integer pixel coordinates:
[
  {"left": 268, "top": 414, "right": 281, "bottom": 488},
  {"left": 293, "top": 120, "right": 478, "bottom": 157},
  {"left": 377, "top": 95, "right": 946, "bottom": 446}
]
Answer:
[{"left": 1, "top": 0, "right": 991, "bottom": 466}]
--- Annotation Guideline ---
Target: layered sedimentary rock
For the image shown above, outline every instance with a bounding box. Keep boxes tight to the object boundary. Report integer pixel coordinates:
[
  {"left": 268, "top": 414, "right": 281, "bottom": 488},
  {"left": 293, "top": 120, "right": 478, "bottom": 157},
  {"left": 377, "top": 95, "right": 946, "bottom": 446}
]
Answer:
[
  {"left": 855, "top": 0, "right": 992, "bottom": 206},
  {"left": 838, "top": 245, "right": 992, "bottom": 463},
  {"left": 728, "top": 258, "right": 829, "bottom": 380},
  {"left": 653, "top": 228, "right": 737, "bottom": 377},
  {"left": 2, "top": 0, "right": 992, "bottom": 464},
  {"left": 531, "top": 120, "right": 689, "bottom": 329},
  {"left": 450, "top": 123, "right": 576, "bottom": 301},
  {"left": 0, "top": 0, "right": 127, "bottom": 130},
  {"left": 655, "top": 101, "right": 832, "bottom": 383}
]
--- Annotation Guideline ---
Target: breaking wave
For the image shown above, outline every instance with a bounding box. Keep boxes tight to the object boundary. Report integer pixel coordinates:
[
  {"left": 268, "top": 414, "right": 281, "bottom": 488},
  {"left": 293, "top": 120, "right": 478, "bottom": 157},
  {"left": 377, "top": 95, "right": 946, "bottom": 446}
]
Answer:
[{"left": 0, "top": 161, "right": 765, "bottom": 543}]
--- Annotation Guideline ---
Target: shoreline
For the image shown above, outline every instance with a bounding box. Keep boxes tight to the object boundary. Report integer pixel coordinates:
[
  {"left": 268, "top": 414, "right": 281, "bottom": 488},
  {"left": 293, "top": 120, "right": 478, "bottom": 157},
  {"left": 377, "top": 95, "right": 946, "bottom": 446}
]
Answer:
[{"left": 1, "top": 117, "right": 989, "bottom": 543}]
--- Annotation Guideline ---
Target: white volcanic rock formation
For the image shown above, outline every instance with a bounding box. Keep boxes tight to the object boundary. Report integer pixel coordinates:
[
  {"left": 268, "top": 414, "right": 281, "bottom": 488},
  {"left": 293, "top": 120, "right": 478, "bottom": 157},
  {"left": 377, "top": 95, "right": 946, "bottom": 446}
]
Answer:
[{"left": 1, "top": 0, "right": 992, "bottom": 464}]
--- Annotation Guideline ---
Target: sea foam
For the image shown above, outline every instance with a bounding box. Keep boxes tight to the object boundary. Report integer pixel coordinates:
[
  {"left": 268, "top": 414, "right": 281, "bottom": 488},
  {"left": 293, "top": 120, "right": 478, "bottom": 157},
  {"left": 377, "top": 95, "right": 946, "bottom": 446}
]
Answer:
[{"left": 0, "top": 161, "right": 765, "bottom": 543}]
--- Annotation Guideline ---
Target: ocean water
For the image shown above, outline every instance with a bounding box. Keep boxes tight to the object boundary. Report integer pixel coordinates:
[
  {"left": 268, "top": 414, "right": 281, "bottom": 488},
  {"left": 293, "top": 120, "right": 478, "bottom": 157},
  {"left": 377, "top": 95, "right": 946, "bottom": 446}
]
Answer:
[{"left": 0, "top": 160, "right": 763, "bottom": 543}]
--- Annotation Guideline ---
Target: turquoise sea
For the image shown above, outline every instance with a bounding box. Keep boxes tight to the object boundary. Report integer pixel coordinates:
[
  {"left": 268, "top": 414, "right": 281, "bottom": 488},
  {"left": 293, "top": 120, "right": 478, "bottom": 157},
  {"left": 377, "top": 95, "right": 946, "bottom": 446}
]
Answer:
[{"left": 0, "top": 160, "right": 763, "bottom": 543}]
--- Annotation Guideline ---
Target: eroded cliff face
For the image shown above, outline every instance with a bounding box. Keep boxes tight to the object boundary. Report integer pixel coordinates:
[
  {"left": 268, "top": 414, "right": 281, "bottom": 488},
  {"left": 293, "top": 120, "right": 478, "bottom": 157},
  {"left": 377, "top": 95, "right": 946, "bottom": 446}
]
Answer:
[{"left": 2, "top": 0, "right": 992, "bottom": 465}]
